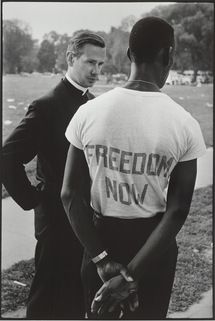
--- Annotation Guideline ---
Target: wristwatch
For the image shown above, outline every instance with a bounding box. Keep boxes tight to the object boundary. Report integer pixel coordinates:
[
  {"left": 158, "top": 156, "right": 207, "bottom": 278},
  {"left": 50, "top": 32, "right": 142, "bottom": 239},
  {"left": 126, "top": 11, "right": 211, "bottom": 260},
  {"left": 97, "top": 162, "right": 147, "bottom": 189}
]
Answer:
[{"left": 92, "top": 250, "right": 108, "bottom": 264}]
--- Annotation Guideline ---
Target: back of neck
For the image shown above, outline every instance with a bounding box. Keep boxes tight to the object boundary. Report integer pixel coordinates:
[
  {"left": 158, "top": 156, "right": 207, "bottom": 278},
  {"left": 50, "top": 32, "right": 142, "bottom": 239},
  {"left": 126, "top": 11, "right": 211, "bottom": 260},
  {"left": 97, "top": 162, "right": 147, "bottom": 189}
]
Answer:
[{"left": 124, "top": 79, "right": 160, "bottom": 92}]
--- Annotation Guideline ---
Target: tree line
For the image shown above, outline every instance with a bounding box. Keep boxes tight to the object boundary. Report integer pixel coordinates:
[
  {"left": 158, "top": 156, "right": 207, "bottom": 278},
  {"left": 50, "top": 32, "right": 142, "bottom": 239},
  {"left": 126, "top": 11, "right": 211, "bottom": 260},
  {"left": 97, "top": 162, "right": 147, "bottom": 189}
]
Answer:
[{"left": 3, "top": 3, "right": 213, "bottom": 78}]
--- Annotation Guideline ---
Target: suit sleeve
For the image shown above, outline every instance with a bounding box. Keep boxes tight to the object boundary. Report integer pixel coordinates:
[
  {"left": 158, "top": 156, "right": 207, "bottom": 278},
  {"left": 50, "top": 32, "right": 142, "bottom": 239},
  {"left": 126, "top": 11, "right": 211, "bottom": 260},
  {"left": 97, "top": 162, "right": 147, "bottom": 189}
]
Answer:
[{"left": 2, "top": 102, "right": 42, "bottom": 210}]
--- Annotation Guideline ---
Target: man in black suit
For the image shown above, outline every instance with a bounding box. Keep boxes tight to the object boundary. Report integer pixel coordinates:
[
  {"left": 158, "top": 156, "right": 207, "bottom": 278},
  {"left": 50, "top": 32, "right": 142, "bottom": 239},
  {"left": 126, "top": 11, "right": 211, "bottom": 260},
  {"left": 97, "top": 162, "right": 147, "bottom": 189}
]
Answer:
[{"left": 2, "top": 31, "right": 106, "bottom": 319}]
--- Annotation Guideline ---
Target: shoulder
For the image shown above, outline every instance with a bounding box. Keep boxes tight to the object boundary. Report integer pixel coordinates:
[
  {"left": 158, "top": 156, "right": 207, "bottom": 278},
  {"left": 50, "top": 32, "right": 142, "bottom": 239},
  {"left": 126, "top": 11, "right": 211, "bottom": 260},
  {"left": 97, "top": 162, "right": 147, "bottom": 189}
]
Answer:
[
  {"left": 83, "top": 88, "right": 116, "bottom": 108},
  {"left": 34, "top": 80, "right": 64, "bottom": 103},
  {"left": 27, "top": 80, "right": 68, "bottom": 114},
  {"left": 183, "top": 112, "right": 202, "bottom": 135},
  {"left": 162, "top": 94, "right": 193, "bottom": 122}
]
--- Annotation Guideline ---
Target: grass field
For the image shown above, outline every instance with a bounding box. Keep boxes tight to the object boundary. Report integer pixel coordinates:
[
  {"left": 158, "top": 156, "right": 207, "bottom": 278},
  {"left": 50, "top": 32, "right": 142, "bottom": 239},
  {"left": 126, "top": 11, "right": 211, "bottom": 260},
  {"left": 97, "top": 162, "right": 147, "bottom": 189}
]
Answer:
[
  {"left": 2, "top": 73, "right": 213, "bottom": 198},
  {"left": 1, "top": 185, "right": 212, "bottom": 315},
  {"left": 1, "top": 74, "right": 213, "bottom": 316},
  {"left": 3, "top": 73, "right": 213, "bottom": 145}
]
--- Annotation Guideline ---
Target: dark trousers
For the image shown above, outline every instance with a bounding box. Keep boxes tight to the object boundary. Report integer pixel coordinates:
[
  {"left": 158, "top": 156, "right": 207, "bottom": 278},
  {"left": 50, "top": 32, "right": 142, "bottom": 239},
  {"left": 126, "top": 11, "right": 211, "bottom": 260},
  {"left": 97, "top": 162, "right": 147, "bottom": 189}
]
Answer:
[
  {"left": 26, "top": 223, "right": 84, "bottom": 319},
  {"left": 81, "top": 214, "right": 178, "bottom": 319}
]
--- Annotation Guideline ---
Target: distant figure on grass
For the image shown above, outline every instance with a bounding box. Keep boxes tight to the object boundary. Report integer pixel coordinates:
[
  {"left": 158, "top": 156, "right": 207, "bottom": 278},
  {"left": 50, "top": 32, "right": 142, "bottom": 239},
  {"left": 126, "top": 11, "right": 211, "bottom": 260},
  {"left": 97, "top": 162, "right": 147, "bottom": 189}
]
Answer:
[
  {"left": 61, "top": 17, "right": 206, "bottom": 319},
  {"left": 2, "top": 31, "right": 106, "bottom": 319}
]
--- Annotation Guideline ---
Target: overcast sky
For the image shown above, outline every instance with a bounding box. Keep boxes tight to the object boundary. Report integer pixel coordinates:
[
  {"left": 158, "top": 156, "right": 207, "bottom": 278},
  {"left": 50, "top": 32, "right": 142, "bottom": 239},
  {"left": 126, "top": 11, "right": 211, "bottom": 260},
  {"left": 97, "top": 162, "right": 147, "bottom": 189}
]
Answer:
[{"left": 3, "top": 2, "right": 174, "bottom": 41}]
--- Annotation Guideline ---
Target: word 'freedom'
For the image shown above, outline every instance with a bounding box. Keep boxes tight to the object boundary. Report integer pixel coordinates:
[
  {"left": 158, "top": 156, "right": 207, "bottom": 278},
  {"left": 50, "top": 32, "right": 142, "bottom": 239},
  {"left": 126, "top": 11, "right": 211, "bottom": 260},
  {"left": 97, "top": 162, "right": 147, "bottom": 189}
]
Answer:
[
  {"left": 85, "top": 144, "right": 174, "bottom": 177},
  {"left": 84, "top": 145, "right": 174, "bottom": 206}
]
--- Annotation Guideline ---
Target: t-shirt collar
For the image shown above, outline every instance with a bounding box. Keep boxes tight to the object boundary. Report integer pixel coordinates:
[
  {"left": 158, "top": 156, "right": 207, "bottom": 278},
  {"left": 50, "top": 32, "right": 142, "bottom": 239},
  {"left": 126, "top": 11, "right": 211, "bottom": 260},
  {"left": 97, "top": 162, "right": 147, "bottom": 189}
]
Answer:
[{"left": 65, "top": 73, "right": 88, "bottom": 96}]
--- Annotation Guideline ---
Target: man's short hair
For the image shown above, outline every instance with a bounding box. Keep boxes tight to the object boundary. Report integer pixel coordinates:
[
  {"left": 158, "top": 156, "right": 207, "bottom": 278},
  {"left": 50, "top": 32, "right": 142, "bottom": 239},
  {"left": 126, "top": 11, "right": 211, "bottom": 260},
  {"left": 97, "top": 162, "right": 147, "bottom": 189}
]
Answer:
[
  {"left": 129, "top": 16, "right": 174, "bottom": 64},
  {"left": 67, "top": 31, "right": 105, "bottom": 57}
]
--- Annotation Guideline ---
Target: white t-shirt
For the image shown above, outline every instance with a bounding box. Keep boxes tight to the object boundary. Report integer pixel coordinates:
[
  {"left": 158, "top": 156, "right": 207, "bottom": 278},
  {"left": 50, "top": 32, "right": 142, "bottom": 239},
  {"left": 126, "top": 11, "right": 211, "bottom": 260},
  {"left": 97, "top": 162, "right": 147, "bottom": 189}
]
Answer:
[{"left": 65, "top": 87, "right": 206, "bottom": 218}]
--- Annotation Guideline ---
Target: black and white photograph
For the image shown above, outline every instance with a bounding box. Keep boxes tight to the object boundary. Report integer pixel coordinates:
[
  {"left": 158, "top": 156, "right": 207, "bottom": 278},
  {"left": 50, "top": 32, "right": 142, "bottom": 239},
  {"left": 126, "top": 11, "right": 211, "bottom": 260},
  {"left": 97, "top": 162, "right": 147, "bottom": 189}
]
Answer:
[{"left": 1, "top": 1, "right": 213, "bottom": 319}]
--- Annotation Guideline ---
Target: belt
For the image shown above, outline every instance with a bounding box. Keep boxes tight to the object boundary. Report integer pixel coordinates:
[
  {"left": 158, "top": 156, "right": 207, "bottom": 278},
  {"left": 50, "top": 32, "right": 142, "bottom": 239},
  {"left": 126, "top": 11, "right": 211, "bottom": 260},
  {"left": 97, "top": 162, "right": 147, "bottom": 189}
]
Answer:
[{"left": 93, "top": 211, "right": 164, "bottom": 221}]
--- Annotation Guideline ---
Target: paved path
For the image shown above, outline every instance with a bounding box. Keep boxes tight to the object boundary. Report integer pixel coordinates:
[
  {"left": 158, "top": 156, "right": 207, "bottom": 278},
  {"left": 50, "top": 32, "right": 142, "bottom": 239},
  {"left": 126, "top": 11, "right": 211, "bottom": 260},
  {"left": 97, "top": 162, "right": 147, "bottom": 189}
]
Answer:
[
  {"left": 168, "top": 288, "right": 213, "bottom": 318},
  {"left": 1, "top": 148, "right": 213, "bottom": 318},
  {"left": 1, "top": 200, "right": 35, "bottom": 270},
  {"left": 194, "top": 147, "right": 213, "bottom": 188}
]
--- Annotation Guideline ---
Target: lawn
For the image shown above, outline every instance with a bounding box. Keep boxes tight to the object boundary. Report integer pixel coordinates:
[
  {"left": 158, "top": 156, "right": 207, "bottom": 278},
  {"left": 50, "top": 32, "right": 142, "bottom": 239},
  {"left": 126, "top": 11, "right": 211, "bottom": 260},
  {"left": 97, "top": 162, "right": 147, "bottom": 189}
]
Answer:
[
  {"left": 1, "top": 185, "right": 212, "bottom": 316},
  {"left": 3, "top": 74, "right": 213, "bottom": 145},
  {"left": 1, "top": 74, "right": 213, "bottom": 316},
  {"left": 2, "top": 74, "right": 213, "bottom": 199},
  {"left": 163, "top": 84, "right": 213, "bottom": 148}
]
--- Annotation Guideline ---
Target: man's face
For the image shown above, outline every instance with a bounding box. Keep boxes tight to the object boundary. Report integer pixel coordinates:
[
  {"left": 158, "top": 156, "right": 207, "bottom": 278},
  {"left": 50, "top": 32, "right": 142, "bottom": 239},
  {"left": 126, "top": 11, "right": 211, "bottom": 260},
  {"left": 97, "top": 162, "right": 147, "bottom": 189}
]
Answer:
[{"left": 69, "top": 44, "right": 106, "bottom": 88}]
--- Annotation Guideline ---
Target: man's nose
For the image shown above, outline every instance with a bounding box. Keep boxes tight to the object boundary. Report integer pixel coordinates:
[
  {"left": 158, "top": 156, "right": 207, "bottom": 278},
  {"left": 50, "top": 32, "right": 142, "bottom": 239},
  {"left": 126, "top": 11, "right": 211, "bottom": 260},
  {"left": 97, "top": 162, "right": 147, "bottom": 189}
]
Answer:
[{"left": 91, "top": 64, "right": 100, "bottom": 75}]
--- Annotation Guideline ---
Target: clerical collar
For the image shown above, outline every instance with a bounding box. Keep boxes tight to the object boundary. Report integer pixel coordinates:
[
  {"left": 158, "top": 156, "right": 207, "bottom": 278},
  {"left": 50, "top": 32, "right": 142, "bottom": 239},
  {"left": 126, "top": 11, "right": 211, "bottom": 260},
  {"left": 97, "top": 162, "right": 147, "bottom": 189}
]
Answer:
[{"left": 65, "top": 73, "right": 88, "bottom": 96}]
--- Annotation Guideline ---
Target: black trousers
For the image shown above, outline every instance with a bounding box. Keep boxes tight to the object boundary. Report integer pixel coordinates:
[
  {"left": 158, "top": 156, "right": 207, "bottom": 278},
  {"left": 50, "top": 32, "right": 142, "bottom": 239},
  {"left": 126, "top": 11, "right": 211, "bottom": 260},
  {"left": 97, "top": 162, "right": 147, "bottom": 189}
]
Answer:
[
  {"left": 81, "top": 213, "right": 178, "bottom": 320},
  {"left": 26, "top": 200, "right": 84, "bottom": 319}
]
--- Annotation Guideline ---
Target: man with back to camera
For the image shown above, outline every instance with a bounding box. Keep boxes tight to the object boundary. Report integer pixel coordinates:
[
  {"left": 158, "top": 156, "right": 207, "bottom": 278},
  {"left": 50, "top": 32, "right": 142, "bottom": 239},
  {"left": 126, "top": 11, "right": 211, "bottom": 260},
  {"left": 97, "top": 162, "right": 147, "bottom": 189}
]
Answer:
[
  {"left": 2, "top": 31, "right": 107, "bottom": 319},
  {"left": 62, "top": 17, "right": 207, "bottom": 319}
]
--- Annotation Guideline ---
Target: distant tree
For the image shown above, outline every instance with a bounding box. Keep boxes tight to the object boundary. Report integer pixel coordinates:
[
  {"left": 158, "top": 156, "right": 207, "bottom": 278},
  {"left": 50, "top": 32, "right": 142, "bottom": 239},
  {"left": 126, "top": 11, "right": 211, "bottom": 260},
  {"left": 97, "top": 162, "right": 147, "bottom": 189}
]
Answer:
[
  {"left": 120, "top": 15, "right": 137, "bottom": 32},
  {"left": 172, "top": 23, "right": 193, "bottom": 72},
  {"left": 3, "top": 19, "right": 36, "bottom": 73},
  {"left": 43, "top": 30, "right": 60, "bottom": 43},
  {"left": 143, "top": 3, "right": 214, "bottom": 79},
  {"left": 71, "top": 29, "right": 94, "bottom": 39},
  {"left": 180, "top": 5, "right": 213, "bottom": 78},
  {"left": 20, "top": 43, "right": 40, "bottom": 73},
  {"left": 55, "top": 33, "right": 70, "bottom": 72},
  {"left": 107, "top": 27, "right": 130, "bottom": 74},
  {"left": 102, "top": 62, "right": 118, "bottom": 75},
  {"left": 104, "top": 16, "right": 138, "bottom": 75},
  {"left": 40, "top": 31, "right": 69, "bottom": 73},
  {"left": 37, "top": 39, "right": 56, "bottom": 72}
]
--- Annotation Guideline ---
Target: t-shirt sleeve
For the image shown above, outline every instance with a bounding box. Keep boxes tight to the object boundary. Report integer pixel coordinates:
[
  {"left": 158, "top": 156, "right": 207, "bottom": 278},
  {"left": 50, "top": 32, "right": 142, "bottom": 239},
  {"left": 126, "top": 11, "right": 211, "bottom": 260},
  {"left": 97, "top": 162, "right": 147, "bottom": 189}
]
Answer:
[
  {"left": 65, "top": 109, "right": 83, "bottom": 150},
  {"left": 179, "top": 117, "right": 207, "bottom": 162}
]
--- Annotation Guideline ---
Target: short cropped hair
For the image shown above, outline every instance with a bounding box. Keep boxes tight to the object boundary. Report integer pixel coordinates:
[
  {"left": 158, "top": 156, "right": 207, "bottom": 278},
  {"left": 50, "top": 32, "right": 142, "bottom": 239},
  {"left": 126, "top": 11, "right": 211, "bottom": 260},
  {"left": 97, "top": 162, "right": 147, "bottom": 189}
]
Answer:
[
  {"left": 67, "top": 31, "right": 105, "bottom": 58},
  {"left": 129, "top": 16, "right": 174, "bottom": 64}
]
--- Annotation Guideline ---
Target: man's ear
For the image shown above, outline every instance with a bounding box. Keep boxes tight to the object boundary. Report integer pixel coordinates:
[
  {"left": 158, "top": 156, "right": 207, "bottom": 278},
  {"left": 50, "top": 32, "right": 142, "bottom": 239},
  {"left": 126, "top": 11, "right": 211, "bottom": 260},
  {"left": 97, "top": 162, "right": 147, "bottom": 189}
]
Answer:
[
  {"left": 66, "top": 52, "right": 74, "bottom": 66},
  {"left": 168, "top": 46, "right": 174, "bottom": 67},
  {"left": 162, "top": 46, "right": 174, "bottom": 66},
  {"left": 127, "top": 48, "right": 131, "bottom": 61}
]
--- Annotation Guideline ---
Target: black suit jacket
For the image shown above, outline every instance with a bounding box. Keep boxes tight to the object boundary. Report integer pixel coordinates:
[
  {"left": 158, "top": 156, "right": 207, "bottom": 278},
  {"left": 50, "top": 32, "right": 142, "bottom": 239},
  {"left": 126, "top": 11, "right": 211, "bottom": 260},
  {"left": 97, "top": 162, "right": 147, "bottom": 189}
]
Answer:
[{"left": 2, "top": 77, "right": 93, "bottom": 239}]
